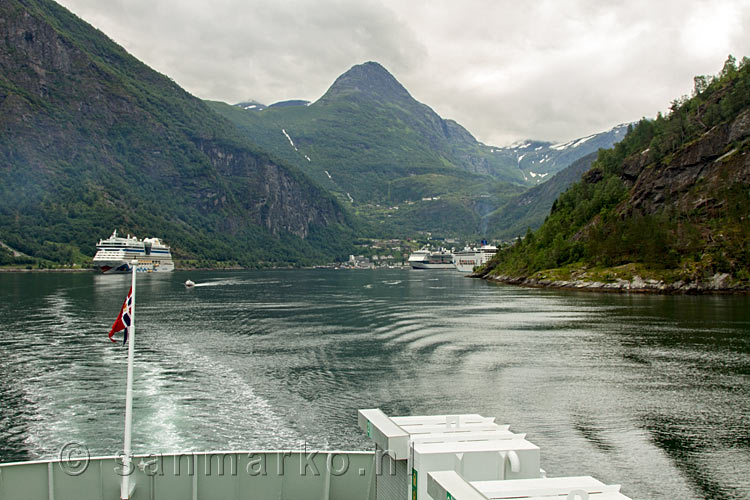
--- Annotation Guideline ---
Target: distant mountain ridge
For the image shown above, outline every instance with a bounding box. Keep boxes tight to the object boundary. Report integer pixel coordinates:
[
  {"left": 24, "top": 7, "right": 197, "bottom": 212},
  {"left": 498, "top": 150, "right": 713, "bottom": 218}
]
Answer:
[
  {"left": 236, "top": 100, "right": 267, "bottom": 111},
  {"left": 486, "top": 152, "right": 599, "bottom": 239},
  {"left": 268, "top": 99, "right": 310, "bottom": 108},
  {"left": 235, "top": 99, "right": 311, "bottom": 111},
  {"left": 491, "top": 123, "right": 630, "bottom": 183},
  {"left": 215, "top": 62, "right": 625, "bottom": 236}
]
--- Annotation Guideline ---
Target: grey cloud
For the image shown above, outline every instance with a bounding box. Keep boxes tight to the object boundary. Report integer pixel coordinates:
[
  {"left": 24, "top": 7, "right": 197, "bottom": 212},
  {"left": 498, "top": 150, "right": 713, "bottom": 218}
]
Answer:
[
  {"left": 59, "top": 0, "right": 426, "bottom": 104},
  {"left": 57, "top": 0, "right": 750, "bottom": 145}
]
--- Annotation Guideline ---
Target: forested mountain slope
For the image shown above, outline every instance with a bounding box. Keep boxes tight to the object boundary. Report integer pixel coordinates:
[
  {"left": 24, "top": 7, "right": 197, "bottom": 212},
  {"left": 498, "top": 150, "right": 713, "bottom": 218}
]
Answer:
[
  {"left": 487, "top": 152, "right": 598, "bottom": 239},
  {"left": 479, "top": 56, "right": 750, "bottom": 291},
  {"left": 211, "top": 62, "right": 624, "bottom": 237},
  {"left": 0, "top": 0, "right": 353, "bottom": 267}
]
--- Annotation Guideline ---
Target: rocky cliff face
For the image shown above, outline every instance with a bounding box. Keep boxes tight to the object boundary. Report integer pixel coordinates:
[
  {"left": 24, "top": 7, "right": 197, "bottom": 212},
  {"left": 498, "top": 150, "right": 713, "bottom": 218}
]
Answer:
[
  {"left": 0, "top": 0, "right": 351, "bottom": 264},
  {"left": 198, "top": 140, "right": 345, "bottom": 238},
  {"left": 621, "top": 109, "right": 750, "bottom": 218}
]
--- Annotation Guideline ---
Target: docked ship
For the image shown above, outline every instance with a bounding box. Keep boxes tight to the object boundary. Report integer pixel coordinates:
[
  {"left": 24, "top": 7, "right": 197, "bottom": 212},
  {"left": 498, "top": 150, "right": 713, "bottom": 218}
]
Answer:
[
  {"left": 408, "top": 247, "right": 455, "bottom": 269},
  {"left": 453, "top": 242, "right": 498, "bottom": 273},
  {"left": 93, "top": 230, "right": 175, "bottom": 273}
]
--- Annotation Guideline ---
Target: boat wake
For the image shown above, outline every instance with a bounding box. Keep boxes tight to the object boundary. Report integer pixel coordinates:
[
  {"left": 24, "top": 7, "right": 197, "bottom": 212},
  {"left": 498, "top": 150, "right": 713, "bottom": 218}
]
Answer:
[{"left": 190, "top": 278, "right": 247, "bottom": 287}]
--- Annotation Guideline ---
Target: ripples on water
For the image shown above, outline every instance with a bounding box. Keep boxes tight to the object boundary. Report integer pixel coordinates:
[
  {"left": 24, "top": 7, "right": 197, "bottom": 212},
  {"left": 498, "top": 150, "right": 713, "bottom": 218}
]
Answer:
[{"left": 0, "top": 270, "right": 749, "bottom": 499}]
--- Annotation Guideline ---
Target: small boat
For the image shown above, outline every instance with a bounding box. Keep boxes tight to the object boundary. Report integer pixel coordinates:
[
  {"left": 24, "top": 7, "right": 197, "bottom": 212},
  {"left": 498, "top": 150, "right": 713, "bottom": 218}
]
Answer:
[{"left": 184, "top": 280, "right": 195, "bottom": 287}]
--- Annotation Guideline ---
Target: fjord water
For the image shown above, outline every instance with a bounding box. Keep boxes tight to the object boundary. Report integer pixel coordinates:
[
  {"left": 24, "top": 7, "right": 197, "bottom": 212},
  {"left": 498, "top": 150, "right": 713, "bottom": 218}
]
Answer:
[{"left": 0, "top": 270, "right": 748, "bottom": 499}]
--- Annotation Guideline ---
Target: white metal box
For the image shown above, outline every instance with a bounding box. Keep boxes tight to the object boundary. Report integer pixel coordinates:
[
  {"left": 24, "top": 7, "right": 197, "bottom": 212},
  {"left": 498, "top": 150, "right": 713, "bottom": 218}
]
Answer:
[
  {"left": 412, "top": 438, "right": 541, "bottom": 500},
  {"left": 358, "top": 409, "right": 540, "bottom": 500},
  {"left": 428, "top": 471, "right": 633, "bottom": 500}
]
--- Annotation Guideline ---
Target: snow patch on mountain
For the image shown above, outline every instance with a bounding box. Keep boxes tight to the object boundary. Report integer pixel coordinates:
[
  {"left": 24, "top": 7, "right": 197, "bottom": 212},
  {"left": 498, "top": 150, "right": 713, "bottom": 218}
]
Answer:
[
  {"left": 550, "top": 140, "right": 575, "bottom": 151},
  {"left": 528, "top": 171, "right": 550, "bottom": 180},
  {"left": 572, "top": 134, "right": 596, "bottom": 147},
  {"left": 281, "top": 129, "right": 298, "bottom": 151}
]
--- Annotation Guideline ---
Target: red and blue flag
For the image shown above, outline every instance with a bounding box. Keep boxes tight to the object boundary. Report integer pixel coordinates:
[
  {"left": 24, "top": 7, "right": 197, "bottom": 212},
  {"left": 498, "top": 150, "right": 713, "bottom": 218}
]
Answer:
[{"left": 108, "top": 286, "right": 133, "bottom": 344}]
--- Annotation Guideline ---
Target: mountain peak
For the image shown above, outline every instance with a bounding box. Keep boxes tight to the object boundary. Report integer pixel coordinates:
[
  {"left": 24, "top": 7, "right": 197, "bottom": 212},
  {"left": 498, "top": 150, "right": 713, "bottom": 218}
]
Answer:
[
  {"left": 319, "top": 61, "right": 412, "bottom": 103},
  {"left": 235, "top": 100, "right": 267, "bottom": 111}
]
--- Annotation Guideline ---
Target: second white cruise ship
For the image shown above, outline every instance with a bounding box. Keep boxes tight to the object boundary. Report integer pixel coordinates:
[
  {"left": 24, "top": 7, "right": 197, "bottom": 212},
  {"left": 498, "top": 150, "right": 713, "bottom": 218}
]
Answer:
[
  {"left": 407, "top": 247, "right": 455, "bottom": 269},
  {"left": 93, "top": 230, "right": 175, "bottom": 273},
  {"left": 453, "top": 243, "right": 498, "bottom": 273}
]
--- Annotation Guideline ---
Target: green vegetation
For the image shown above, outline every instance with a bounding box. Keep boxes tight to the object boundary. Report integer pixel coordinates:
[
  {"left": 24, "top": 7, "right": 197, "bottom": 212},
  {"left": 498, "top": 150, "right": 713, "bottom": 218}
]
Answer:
[
  {"left": 208, "top": 63, "right": 532, "bottom": 237},
  {"left": 0, "top": 0, "right": 356, "bottom": 268},
  {"left": 483, "top": 56, "right": 750, "bottom": 286},
  {"left": 487, "top": 152, "right": 598, "bottom": 240},
  {"left": 211, "top": 63, "right": 627, "bottom": 238},
  {"left": 0, "top": 2, "right": 699, "bottom": 263}
]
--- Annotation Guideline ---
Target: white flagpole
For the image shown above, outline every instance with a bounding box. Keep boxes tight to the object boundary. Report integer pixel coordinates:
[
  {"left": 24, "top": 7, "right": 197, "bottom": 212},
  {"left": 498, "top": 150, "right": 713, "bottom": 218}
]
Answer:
[{"left": 121, "top": 259, "right": 137, "bottom": 499}]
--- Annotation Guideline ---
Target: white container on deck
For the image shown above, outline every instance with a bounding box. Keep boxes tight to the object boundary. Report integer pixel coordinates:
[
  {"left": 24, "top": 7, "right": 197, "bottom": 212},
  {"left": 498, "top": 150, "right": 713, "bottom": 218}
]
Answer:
[
  {"left": 358, "top": 409, "right": 541, "bottom": 500},
  {"left": 427, "top": 471, "right": 633, "bottom": 500}
]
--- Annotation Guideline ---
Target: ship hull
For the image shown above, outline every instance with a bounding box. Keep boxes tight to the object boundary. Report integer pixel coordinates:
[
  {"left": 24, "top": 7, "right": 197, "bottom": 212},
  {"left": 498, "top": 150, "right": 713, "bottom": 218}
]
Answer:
[
  {"left": 453, "top": 245, "right": 497, "bottom": 273},
  {"left": 454, "top": 257, "right": 481, "bottom": 273},
  {"left": 410, "top": 262, "right": 455, "bottom": 269},
  {"left": 94, "top": 259, "right": 175, "bottom": 274},
  {"left": 407, "top": 248, "right": 455, "bottom": 270}
]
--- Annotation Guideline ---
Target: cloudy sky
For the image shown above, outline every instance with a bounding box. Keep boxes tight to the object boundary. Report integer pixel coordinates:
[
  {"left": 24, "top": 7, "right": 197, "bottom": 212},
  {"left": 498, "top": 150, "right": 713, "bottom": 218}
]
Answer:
[{"left": 57, "top": 0, "right": 749, "bottom": 146}]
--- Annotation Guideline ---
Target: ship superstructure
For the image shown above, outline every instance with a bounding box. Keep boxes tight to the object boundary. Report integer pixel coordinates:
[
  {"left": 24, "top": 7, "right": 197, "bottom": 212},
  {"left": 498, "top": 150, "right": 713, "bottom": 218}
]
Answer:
[
  {"left": 408, "top": 247, "right": 455, "bottom": 269},
  {"left": 93, "top": 230, "right": 174, "bottom": 273},
  {"left": 453, "top": 244, "right": 498, "bottom": 273}
]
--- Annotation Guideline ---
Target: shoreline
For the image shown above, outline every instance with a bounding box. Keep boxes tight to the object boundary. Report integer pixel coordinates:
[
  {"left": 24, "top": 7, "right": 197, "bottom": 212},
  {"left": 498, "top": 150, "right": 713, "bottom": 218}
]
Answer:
[
  {"left": 0, "top": 265, "right": 409, "bottom": 273},
  {"left": 0, "top": 267, "right": 94, "bottom": 273},
  {"left": 477, "top": 273, "right": 750, "bottom": 295}
]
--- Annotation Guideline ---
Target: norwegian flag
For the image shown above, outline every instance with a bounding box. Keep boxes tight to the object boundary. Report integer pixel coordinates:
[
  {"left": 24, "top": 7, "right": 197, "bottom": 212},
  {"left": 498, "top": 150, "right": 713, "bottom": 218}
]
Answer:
[{"left": 108, "top": 286, "right": 133, "bottom": 344}]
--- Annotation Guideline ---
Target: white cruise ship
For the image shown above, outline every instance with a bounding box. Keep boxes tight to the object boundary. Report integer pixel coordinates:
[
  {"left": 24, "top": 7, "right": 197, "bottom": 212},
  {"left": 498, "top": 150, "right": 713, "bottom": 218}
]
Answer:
[
  {"left": 93, "top": 230, "right": 175, "bottom": 273},
  {"left": 453, "top": 243, "right": 498, "bottom": 273},
  {"left": 408, "top": 247, "right": 455, "bottom": 269}
]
